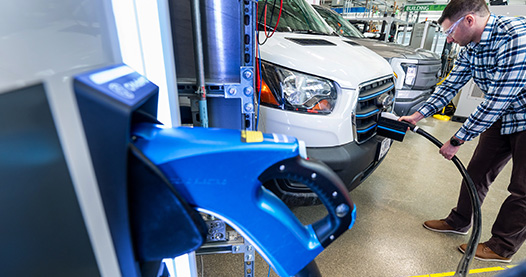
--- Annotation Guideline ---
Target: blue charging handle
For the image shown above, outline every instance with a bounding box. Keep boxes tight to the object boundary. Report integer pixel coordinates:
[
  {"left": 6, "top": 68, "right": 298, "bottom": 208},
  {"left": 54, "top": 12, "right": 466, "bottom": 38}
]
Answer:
[{"left": 132, "top": 124, "right": 356, "bottom": 276}]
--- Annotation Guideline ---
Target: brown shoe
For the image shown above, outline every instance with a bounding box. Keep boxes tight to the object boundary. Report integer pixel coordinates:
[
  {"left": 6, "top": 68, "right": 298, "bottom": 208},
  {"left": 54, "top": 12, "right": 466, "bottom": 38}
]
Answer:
[
  {"left": 458, "top": 243, "right": 512, "bottom": 263},
  {"left": 423, "top": 219, "right": 468, "bottom": 235}
]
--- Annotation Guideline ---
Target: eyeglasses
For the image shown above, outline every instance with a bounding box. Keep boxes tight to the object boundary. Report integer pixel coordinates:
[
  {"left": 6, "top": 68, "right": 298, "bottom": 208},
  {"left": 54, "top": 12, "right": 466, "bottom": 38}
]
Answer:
[{"left": 443, "top": 15, "right": 466, "bottom": 37}]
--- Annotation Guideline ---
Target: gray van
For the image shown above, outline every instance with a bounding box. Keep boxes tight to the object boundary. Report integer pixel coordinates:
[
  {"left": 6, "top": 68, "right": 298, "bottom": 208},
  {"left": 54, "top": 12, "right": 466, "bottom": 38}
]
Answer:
[{"left": 313, "top": 5, "right": 442, "bottom": 116}]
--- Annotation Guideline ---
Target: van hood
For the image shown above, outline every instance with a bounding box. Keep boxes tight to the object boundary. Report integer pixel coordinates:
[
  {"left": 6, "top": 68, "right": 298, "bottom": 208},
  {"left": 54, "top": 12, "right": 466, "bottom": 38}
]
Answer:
[
  {"left": 346, "top": 38, "right": 440, "bottom": 61},
  {"left": 258, "top": 33, "right": 392, "bottom": 89}
]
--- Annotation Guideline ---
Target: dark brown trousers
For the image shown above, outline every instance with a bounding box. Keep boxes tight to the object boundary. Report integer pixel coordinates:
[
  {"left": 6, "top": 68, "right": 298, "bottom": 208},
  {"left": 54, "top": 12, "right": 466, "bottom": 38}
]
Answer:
[{"left": 444, "top": 120, "right": 526, "bottom": 258}]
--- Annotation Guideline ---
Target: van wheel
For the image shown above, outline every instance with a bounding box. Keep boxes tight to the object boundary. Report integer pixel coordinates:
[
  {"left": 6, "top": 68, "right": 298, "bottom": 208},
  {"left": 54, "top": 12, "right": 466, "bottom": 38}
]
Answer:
[{"left": 263, "top": 179, "right": 322, "bottom": 207}]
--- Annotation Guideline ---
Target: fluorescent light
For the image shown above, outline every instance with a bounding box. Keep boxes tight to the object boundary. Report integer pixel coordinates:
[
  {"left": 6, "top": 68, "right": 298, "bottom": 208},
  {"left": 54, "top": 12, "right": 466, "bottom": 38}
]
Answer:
[
  {"left": 111, "top": 0, "right": 178, "bottom": 127},
  {"left": 89, "top": 65, "right": 134, "bottom": 85}
]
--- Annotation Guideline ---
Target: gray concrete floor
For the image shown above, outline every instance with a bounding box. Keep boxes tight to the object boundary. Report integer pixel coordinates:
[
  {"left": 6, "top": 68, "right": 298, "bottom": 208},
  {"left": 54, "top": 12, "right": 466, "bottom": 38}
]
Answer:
[{"left": 197, "top": 117, "right": 524, "bottom": 276}]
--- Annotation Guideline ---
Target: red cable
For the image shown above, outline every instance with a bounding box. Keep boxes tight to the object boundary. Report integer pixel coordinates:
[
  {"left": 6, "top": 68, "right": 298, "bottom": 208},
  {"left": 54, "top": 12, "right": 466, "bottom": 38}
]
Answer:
[
  {"left": 256, "top": 2, "right": 260, "bottom": 77},
  {"left": 264, "top": 3, "right": 268, "bottom": 37},
  {"left": 263, "top": 0, "right": 282, "bottom": 38},
  {"left": 256, "top": 2, "right": 262, "bottom": 94}
]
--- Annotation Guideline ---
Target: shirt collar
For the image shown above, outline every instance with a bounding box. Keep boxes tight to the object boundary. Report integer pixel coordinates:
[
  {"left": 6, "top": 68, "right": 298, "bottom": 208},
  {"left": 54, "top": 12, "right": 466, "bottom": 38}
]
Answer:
[{"left": 467, "top": 14, "right": 496, "bottom": 50}]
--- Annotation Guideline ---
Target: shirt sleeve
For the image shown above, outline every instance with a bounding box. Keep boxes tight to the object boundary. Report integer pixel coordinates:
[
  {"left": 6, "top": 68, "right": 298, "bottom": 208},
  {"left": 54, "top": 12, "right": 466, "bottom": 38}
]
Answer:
[
  {"left": 418, "top": 49, "right": 473, "bottom": 118},
  {"left": 455, "top": 34, "right": 526, "bottom": 141}
]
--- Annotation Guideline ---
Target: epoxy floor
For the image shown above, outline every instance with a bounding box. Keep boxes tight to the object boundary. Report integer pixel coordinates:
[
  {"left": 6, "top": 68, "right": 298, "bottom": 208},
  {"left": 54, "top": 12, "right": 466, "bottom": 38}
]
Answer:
[{"left": 197, "top": 117, "right": 524, "bottom": 276}]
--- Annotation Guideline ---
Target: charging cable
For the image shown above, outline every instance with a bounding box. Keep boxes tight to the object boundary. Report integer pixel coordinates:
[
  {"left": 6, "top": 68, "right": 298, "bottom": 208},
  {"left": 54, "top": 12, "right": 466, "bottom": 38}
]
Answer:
[{"left": 379, "top": 112, "right": 481, "bottom": 277}]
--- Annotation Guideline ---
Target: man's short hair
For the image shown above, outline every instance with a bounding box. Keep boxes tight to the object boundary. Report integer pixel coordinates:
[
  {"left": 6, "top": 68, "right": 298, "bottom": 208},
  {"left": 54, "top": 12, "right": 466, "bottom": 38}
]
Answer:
[{"left": 438, "top": 0, "right": 490, "bottom": 24}]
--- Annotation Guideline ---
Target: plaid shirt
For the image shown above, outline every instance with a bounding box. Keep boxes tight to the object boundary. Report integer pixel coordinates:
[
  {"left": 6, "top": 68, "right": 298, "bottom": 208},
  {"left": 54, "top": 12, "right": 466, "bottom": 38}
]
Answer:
[{"left": 419, "top": 14, "right": 526, "bottom": 141}]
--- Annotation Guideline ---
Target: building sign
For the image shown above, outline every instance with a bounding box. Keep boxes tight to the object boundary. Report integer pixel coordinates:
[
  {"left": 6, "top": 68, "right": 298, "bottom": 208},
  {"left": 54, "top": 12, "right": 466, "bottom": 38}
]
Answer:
[{"left": 404, "top": 4, "right": 447, "bottom": 12}]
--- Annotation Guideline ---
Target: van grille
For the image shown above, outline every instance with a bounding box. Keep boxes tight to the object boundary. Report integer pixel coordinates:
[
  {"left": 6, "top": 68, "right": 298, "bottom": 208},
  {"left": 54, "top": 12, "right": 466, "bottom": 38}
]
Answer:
[{"left": 355, "top": 77, "right": 395, "bottom": 143}]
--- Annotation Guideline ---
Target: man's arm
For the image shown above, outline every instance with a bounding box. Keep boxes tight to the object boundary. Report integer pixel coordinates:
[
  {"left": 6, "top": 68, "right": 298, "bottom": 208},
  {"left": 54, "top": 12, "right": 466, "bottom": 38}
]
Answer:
[
  {"left": 439, "top": 32, "right": 526, "bottom": 160},
  {"left": 399, "top": 111, "right": 424, "bottom": 125},
  {"left": 418, "top": 50, "right": 473, "bottom": 118},
  {"left": 454, "top": 34, "right": 526, "bottom": 142},
  {"left": 439, "top": 136, "right": 465, "bottom": 160},
  {"left": 399, "top": 50, "right": 472, "bottom": 126}
]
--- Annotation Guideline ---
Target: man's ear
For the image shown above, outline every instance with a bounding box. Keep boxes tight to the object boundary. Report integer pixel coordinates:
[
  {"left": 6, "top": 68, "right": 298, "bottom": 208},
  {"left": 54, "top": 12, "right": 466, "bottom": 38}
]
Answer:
[{"left": 466, "top": 14, "right": 475, "bottom": 27}]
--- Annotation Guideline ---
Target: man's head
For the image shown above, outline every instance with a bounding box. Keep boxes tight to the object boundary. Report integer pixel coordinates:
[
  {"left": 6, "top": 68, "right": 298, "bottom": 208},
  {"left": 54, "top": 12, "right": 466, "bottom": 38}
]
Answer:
[{"left": 438, "top": 0, "right": 490, "bottom": 46}]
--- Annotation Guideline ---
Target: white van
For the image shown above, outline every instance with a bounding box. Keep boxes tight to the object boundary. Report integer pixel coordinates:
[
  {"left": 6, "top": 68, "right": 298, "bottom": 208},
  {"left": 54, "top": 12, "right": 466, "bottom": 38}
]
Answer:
[{"left": 257, "top": 0, "right": 396, "bottom": 205}]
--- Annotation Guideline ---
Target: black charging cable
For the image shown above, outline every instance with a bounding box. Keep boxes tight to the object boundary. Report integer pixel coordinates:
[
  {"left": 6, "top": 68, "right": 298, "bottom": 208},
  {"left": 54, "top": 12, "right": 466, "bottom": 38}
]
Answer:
[
  {"left": 410, "top": 125, "right": 481, "bottom": 277},
  {"left": 378, "top": 113, "right": 481, "bottom": 277}
]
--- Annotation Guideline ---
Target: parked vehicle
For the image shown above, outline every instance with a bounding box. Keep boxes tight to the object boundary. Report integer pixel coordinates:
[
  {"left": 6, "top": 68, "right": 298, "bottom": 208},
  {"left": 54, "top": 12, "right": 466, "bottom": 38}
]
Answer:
[
  {"left": 313, "top": 4, "right": 442, "bottom": 116},
  {"left": 257, "top": 0, "right": 395, "bottom": 206}
]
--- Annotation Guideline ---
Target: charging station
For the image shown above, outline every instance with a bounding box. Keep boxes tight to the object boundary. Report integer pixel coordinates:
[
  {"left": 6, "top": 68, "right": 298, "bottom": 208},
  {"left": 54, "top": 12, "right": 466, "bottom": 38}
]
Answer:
[
  {"left": 73, "top": 63, "right": 356, "bottom": 276},
  {"left": 0, "top": 1, "right": 357, "bottom": 276}
]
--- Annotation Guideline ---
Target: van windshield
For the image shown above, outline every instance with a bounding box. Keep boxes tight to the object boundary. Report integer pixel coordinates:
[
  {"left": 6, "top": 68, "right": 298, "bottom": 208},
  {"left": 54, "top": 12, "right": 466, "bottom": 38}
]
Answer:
[
  {"left": 257, "top": 0, "right": 333, "bottom": 35},
  {"left": 312, "top": 6, "right": 364, "bottom": 38}
]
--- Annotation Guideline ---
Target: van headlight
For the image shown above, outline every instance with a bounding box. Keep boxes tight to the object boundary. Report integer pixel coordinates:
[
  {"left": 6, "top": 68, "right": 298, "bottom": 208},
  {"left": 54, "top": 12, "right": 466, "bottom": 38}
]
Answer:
[
  {"left": 401, "top": 64, "right": 417, "bottom": 89},
  {"left": 257, "top": 61, "right": 337, "bottom": 114}
]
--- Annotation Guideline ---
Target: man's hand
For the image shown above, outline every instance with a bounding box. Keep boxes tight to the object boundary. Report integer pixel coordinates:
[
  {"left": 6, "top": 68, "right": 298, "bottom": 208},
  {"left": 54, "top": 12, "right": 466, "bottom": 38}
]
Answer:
[
  {"left": 399, "top": 112, "right": 425, "bottom": 129},
  {"left": 440, "top": 140, "right": 460, "bottom": 160}
]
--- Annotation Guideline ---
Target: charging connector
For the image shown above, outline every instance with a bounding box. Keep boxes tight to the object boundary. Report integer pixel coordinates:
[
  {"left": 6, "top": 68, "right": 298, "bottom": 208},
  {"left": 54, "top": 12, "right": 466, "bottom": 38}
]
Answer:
[{"left": 377, "top": 112, "right": 412, "bottom": 142}]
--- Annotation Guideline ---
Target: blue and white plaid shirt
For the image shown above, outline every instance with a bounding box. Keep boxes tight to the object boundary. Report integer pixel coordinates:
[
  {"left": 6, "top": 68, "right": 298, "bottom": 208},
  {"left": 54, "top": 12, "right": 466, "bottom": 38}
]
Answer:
[{"left": 419, "top": 14, "right": 526, "bottom": 141}]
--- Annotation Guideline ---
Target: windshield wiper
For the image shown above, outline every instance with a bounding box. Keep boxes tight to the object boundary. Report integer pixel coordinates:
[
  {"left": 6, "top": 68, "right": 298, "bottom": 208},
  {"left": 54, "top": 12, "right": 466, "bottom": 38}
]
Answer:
[{"left": 257, "top": 23, "right": 276, "bottom": 31}]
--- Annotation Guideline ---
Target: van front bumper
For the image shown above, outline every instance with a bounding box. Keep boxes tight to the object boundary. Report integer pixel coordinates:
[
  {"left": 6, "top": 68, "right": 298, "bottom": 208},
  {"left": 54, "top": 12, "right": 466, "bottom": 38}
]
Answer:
[{"left": 306, "top": 136, "right": 391, "bottom": 191}]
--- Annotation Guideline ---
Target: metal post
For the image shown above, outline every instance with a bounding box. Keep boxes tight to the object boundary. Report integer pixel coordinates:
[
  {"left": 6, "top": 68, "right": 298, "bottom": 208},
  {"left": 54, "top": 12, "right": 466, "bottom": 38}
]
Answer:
[
  {"left": 401, "top": 12, "right": 409, "bottom": 45},
  {"left": 420, "top": 21, "right": 429, "bottom": 49},
  {"left": 190, "top": 0, "right": 209, "bottom": 128},
  {"left": 433, "top": 28, "right": 440, "bottom": 53},
  {"left": 385, "top": 20, "right": 391, "bottom": 42}
]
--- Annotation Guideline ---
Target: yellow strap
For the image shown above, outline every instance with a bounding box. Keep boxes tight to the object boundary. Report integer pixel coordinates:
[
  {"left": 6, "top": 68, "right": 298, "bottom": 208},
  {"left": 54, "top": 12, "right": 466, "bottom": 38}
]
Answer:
[
  {"left": 241, "top": 130, "right": 264, "bottom": 143},
  {"left": 436, "top": 65, "right": 455, "bottom": 86}
]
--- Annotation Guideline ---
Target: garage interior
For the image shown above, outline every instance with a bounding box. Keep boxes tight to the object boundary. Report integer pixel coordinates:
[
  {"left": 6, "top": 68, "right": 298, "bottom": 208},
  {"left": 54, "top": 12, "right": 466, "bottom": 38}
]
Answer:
[{"left": 3, "top": 0, "right": 526, "bottom": 276}]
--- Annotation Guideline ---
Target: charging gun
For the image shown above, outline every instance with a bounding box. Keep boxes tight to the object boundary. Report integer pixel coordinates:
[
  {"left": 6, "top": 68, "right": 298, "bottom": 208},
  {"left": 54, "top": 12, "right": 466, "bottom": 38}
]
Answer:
[{"left": 131, "top": 124, "right": 356, "bottom": 277}]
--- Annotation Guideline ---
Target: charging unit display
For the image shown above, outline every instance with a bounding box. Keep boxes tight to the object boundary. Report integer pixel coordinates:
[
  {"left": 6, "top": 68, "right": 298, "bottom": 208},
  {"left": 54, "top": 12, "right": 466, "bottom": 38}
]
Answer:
[
  {"left": 74, "top": 64, "right": 357, "bottom": 277},
  {"left": 378, "top": 113, "right": 481, "bottom": 277},
  {"left": 0, "top": 84, "right": 104, "bottom": 277}
]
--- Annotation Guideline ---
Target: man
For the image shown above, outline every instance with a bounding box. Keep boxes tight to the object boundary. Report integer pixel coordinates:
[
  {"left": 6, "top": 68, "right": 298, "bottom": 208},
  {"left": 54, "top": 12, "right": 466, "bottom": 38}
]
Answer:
[{"left": 400, "top": 0, "right": 526, "bottom": 263}]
